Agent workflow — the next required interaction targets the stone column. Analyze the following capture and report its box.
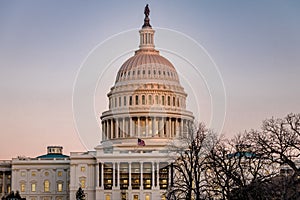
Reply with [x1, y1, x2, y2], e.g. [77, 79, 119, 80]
[96, 163, 99, 187]
[137, 117, 141, 137]
[122, 118, 125, 138]
[110, 119, 114, 139]
[116, 119, 119, 138]
[112, 162, 116, 188]
[117, 162, 120, 189]
[180, 119, 184, 138]
[146, 117, 149, 137]
[140, 162, 143, 189]
[130, 118, 133, 137]
[128, 162, 132, 189]
[156, 162, 160, 188]
[101, 163, 104, 189]
[152, 162, 155, 189]
[152, 117, 155, 137]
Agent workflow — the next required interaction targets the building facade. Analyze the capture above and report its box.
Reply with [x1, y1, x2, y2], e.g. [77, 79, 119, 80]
[11, 146, 70, 200]
[4, 5, 194, 200]
[0, 160, 12, 197]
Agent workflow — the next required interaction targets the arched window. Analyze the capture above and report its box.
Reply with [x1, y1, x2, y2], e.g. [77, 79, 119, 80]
[124, 96, 127, 106]
[155, 95, 159, 104]
[162, 96, 165, 105]
[142, 95, 145, 105]
[136, 95, 139, 105]
[167, 96, 171, 106]
[129, 96, 132, 106]
[173, 97, 176, 106]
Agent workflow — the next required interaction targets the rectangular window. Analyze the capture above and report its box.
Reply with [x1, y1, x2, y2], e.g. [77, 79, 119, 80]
[119, 97, 121, 107]
[81, 166, 86, 172]
[162, 96, 165, 105]
[124, 96, 127, 106]
[21, 171, 26, 177]
[105, 194, 111, 200]
[80, 179, 86, 188]
[104, 163, 113, 190]
[57, 183, 63, 192]
[21, 183, 25, 192]
[58, 171, 63, 177]
[31, 183, 36, 192]
[44, 180, 50, 192]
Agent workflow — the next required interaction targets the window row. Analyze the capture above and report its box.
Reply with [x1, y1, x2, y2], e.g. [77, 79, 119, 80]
[117, 69, 177, 80]
[19, 181, 64, 192]
[20, 170, 64, 177]
[100, 162, 169, 190]
[109, 94, 185, 108]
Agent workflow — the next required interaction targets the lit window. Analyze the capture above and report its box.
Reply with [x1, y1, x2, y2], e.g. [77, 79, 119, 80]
[44, 171, 49, 176]
[146, 194, 150, 200]
[80, 179, 86, 188]
[81, 167, 86, 172]
[58, 171, 63, 177]
[133, 195, 139, 200]
[44, 180, 50, 192]
[31, 171, 36, 176]
[57, 183, 63, 192]
[31, 183, 36, 192]
[21, 171, 26, 177]
[20, 183, 25, 192]
[105, 194, 111, 200]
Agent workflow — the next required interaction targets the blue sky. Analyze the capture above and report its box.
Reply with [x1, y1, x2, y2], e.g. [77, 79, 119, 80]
[0, 1, 299, 159]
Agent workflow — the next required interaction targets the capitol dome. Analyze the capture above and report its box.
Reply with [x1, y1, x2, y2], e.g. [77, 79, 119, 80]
[100, 6, 194, 143]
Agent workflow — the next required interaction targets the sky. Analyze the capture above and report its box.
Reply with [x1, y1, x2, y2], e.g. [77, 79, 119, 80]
[0, 1, 300, 159]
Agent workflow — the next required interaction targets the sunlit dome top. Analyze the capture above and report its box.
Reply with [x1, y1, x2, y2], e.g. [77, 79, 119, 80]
[115, 5, 179, 84]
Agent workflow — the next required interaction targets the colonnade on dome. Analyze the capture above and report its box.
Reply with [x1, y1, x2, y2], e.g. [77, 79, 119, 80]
[101, 116, 192, 140]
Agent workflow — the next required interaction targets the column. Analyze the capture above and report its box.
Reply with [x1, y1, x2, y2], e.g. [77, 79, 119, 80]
[110, 119, 114, 139]
[130, 118, 133, 137]
[180, 119, 184, 138]
[156, 162, 160, 188]
[152, 162, 155, 189]
[117, 162, 120, 189]
[137, 117, 141, 137]
[166, 118, 169, 137]
[169, 118, 172, 137]
[146, 117, 149, 137]
[140, 162, 143, 189]
[175, 119, 178, 137]
[101, 163, 104, 188]
[113, 163, 116, 188]
[129, 162, 132, 189]
[122, 118, 125, 138]
[152, 117, 155, 137]
[161, 118, 165, 137]
[96, 163, 99, 187]
[2, 172, 5, 194]
[116, 119, 119, 138]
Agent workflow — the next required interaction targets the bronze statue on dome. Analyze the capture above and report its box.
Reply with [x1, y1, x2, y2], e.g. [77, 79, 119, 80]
[142, 4, 151, 28]
[144, 4, 150, 17]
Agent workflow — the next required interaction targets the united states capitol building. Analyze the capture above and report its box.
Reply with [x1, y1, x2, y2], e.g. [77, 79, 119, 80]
[0, 5, 194, 200]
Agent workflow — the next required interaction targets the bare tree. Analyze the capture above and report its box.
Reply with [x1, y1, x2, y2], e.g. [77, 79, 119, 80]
[248, 113, 300, 199]
[206, 132, 277, 200]
[166, 123, 216, 200]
